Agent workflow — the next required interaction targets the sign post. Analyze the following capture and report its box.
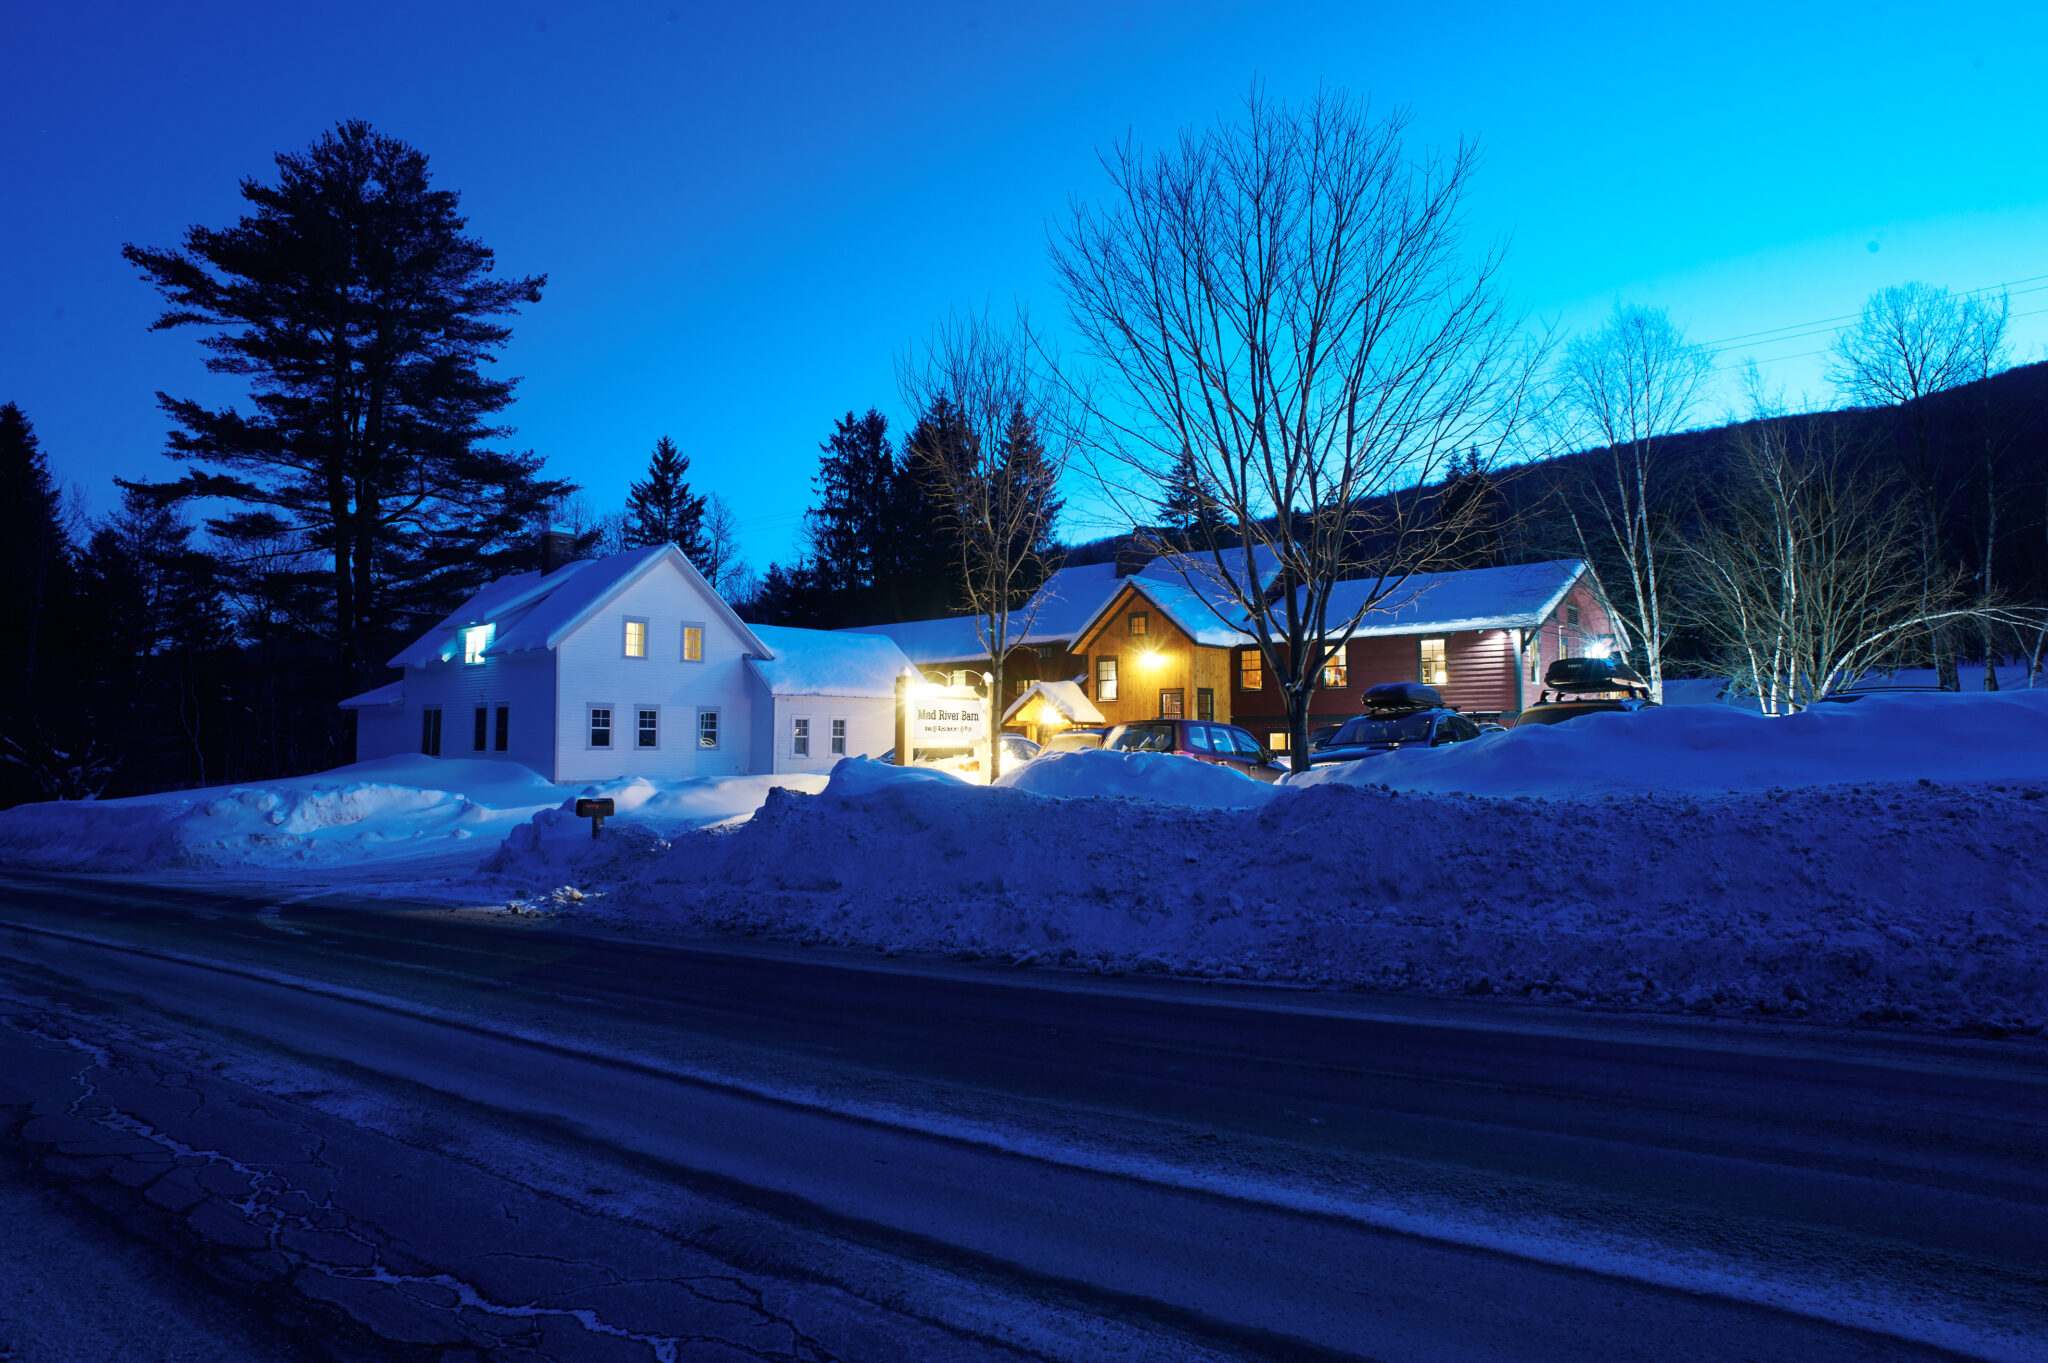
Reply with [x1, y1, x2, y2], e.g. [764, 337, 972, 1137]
[896, 677, 991, 778]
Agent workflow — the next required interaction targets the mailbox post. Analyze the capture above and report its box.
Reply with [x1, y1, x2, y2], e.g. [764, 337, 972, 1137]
[574, 796, 615, 839]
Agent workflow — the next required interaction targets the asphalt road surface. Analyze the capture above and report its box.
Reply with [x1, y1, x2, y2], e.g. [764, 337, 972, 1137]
[0, 870, 2043, 1362]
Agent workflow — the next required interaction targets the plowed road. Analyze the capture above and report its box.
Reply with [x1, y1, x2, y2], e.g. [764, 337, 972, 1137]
[1, 872, 2043, 1362]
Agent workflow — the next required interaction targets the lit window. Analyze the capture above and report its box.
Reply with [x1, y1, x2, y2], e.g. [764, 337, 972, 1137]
[697, 709, 719, 749]
[1159, 688, 1184, 718]
[682, 624, 703, 662]
[637, 708, 659, 749]
[1268, 730, 1289, 752]
[1014, 678, 1029, 696]
[461, 624, 493, 665]
[1239, 650, 1263, 692]
[831, 718, 847, 755]
[589, 707, 612, 748]
[623, 619, 647, 658]
[1321, 647, 1348, 689]
[1197, 688, 1214, 721]
[792, 716, 810, 757]
[1419, 637, 1448, 687]
[1129, 612, 1149, 636]
[1095, 656, 1119, 702]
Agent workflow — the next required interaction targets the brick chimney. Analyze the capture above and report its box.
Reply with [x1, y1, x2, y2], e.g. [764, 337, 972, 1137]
[540, 529, 581, 575]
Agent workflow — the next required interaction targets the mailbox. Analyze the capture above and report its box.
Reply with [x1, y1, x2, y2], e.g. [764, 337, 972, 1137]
[574, 796, 615, 838]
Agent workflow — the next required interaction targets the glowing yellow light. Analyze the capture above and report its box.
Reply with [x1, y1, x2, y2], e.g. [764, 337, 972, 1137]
[1140, 650, 1166, 670]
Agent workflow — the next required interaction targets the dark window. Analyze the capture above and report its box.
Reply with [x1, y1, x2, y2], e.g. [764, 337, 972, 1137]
[1196, 687, 1214, 721]
[831, 719, 847, 755]
[1159, 688, 1184, 718]
[1129, 611, 1149, 636]
[1566, 604, 1581, 627]
[473, 706, 487, 751]
[1229, 728, 1265, 758]
[589, 707, 612, 748]
[494, 706, 509, 752]
[1109, 722, 1176, 753]
[1187, 723, 1211, 752]
[637, 708, 659, 748]
[698, 709, 719, 749]
[420, 708, 442, 757]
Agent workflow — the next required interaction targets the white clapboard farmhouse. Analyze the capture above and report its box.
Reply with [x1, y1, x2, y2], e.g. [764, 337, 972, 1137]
[341, 544, 909, 781]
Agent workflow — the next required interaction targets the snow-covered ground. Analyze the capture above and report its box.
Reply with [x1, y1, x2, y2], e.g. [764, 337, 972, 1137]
[3, 694, 2043, 1033]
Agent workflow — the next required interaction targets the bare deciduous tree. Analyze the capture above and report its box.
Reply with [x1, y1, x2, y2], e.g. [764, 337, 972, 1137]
[1052, 89, 1540, 767]
[697, 493, 751, 599]
[1827, 281, 2009, 687]
[900, 310, 1072, 781]
[1677, 403, 2036, 711]
[1551, 306, 1715, 704]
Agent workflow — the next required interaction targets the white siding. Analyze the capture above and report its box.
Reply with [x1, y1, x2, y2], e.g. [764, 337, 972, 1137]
[767, 694, 893, 775]
[551, 558, 756, 783]
[381, 652, 556, 775]
[352, 706, 411, 763]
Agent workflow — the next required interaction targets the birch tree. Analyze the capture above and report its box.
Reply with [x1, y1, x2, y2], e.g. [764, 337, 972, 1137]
[900, 310, 1071, 782]
[1552, 306, 1714, 704]
[1052, 89, 1540, 768]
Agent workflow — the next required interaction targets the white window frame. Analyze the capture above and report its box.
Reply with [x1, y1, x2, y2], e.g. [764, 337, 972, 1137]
[1096, 656, 1119, 703]
[635, 705, 660, 750]
[696, 706, 721, 750]
[791, 715, 811, 758]
[681, 621, 705, 663]
[587, 704, 615, 750]
[830, 718, 847, 755]
[622, 616, 650, 660]
[1419, 636, 1449, 687]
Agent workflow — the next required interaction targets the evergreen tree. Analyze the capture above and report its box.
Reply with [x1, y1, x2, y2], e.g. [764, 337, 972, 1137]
[0, 403, 72, 712]
[995, 403, 1064, 600]
[889, 394, 976, 619]
[623, 435, 709, 559]
[122, 121, 568, 690]
[805, 409, 896, 614]
[1156, 447, 1222, 549]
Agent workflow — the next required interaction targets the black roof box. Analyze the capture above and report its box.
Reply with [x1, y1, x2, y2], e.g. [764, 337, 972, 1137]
[1363, 681, 1443, 711]
[1544, 656, 1647, 693]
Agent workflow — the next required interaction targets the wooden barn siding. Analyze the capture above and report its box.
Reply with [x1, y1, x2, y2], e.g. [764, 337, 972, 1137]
[1229, 629, 1518, 728]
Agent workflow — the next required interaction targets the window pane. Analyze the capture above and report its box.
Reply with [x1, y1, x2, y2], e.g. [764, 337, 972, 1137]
[1129, 612, 1148, 636]
[831, 718, 847, 755]
[590, 707, 612, 747]
[698, 711, 719, 748]
[1186, 723, 1210, 751]
[1197, 688, 1214, 721]
[1159, 688, 1184, 718]
[473, 706, 487, 750]
[793, 716, 809, 756]
[1096, 656, 1118, 702]
[1239, 650, 1263, 691]
[624, 620, 646, 658]
[683, 625, 703, 662]
[1419, 637, 1448, 687]
[495, 706, 509, 752]
[637, 708, 658, 748]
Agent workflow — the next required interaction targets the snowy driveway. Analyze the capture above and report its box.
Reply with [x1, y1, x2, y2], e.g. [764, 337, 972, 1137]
[2, 873, 2043, 1362]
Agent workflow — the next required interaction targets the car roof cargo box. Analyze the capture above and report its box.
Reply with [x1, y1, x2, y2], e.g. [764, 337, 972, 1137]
[1363, 681, 1443, 711]
[1544, 656, 1648, 693]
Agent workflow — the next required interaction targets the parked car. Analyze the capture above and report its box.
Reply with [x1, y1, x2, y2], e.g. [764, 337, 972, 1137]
[1100, 718, 1285, 782]
[1511, 657, 1657, 728]
[1304, 682, 1486, 767]
[1043, 726, 1109, 752]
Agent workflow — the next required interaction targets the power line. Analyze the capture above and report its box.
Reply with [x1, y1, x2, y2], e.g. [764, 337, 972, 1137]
[1697, 272, 2048, 349]
[1714, 304, 2048, 373]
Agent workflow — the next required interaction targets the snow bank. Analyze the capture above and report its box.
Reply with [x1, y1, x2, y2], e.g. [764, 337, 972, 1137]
[993, 749, 1277, 809]
[0, 758, 820, 878]
[1292, 691, 2048, 799]
[532, 758, 2048, 1032]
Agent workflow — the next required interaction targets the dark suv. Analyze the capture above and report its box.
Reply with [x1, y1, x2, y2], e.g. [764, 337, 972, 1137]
[1512, 657, 1656, 727]
[1101, 718, 1285, 781]
[1305, 682, 1486, 767]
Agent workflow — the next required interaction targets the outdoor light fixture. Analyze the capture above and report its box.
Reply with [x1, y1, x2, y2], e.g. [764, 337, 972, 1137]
[1141, 650, 1165, 669]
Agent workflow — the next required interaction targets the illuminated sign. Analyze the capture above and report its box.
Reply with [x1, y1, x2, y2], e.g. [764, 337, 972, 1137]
[908, 685, 986, 746]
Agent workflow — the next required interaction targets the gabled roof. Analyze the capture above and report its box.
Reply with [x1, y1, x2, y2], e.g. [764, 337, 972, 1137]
[841, 561, 1126, 665]
[1071, 575, 1255, 652]
[388, 544, 768, 669]
[1001, 679, 1104, 726]
[338, 680, 405, 709]
[1313, 559, 1587, 637]
[746, 625, 912, 698]
[1139, 543, 1285, 601]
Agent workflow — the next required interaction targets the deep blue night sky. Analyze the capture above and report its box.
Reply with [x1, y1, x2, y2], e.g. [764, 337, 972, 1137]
[5, 1, 2045, 570]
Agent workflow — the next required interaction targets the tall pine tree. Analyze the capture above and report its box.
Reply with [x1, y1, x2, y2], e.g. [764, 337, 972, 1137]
[623, 435, 709, 559]
[0, 403, 71, 715]
[123, 121, 569, 690]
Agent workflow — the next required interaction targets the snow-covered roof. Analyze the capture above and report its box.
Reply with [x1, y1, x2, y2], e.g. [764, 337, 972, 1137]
[1001, 680, 1105, 727]
[1139, 543, 1284, 600]
[745, 625, 912, 698]
[389, 544, 767, 669]
[842, 561, 1126, 665]
[338, 680, 405, 709]
[1070, 574, 1254, 650]
[1315, 559, 1587, 637]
